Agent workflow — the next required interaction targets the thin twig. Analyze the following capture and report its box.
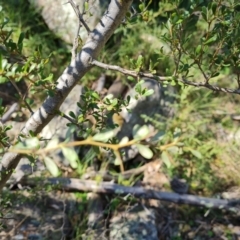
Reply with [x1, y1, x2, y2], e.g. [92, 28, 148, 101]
[90, 59, 240, 95]
[57, 110, 79, 127]
[90, 59, 172, 81]
[8, 78, 33, 115]
[68, 0, 91, 59]
[0, 103, 19, 124]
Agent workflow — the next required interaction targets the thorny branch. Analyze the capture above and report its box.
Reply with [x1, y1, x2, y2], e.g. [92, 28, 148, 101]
[90, 59, 240, 95]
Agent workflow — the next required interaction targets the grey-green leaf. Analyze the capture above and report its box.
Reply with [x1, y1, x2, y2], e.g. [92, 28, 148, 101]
[133, 125, 149, 140]
[62, 147, 79, 169]
[136, 144, 153, 159]
[92, 129, 117, 142]
[161, 151, 171, 168]
[44, 157, 60, 177]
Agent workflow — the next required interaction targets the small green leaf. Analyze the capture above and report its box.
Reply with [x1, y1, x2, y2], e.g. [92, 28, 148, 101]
[161, 151, 171, 168]
[189, 149, 202, 159]
[143, 89, 154, 97]
[91, 91, 100, 100]
[65, 125, 77, 142]
[14, 137, 40, 150]
[111, 98, 118, 107]
[133, 125, 149, 140]
[84, 1, 89, 11]
[127, 76, 135, 82]
[61, 147, 79, 169]
[17, 32, 25, 52]
[69, 111, 76, 119]
[139, 3, 144, 11]
[44, 157, 60, 177]
[136, 55, 143, 71]
[45, 138, 59, 149]
[167, 146, 179, 155]
[211, 2, 217, 15]
[202, 6, 208, 22]
[195, 45, 202, 55]
[93, 129, 117, 142]
[136, 144, 153, 159]
[119, 136, 129, 145]
[204, 35, 217, 45]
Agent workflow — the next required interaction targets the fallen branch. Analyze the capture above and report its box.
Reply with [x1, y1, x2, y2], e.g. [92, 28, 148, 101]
[17, 177, 240, 212]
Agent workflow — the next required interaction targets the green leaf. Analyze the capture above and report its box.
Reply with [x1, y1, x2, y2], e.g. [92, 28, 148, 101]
[17, 32, 25, 52]
[45, 138, 59, 149]
[127, 76, 135, 82]
[202, 6, 208, 22]
[195, 45, 202, 55]
[189, 149, 202, 159]
[204, 35, 217, 45]
[14, 137, 40, 150]
[69, 111, 76, 119]
[167, 146, 179, 155]
[143, 89, 154, 97]
[119, 136, 129, 145]
[92, 129, 117, 142]
[65, 125, 77, 142]
[132, 125, 149, 140]
[139, 3, 144, 11]
[61, 147, 79, 169]
[211, 2, 217, 15]
[44, 157, 60, 177]
[91, 91, 100, 100]
[84, 1, 89, 11]
[136, 144, 153, 159]
[161, 151, 171, 168]
[136, 55, 143, 71]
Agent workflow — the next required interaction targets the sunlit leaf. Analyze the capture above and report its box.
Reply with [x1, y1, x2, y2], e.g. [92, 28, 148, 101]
[91, 91, 100, 100]
[161, 151, 171, 168]
[14, 137, 40, 150]
[189, 148, 202, 159]
[133, 125, 149, 140]
[44, 157, 60, 177]
[136, 144, 153, 159]
[61, 147, 79, 169]
[143, 89, 154, 97]
[45, 138, 59, 150]
[93, 129, 117, 142]
[119, 136, 129, 145]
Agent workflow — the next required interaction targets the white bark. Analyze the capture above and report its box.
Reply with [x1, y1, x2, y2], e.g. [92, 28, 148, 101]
[0, 0, 133, 191]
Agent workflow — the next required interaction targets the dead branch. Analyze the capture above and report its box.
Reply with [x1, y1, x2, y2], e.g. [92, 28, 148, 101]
[17, 177, 240, 212]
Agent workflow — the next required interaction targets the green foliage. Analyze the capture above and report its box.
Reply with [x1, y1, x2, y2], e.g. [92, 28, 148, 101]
[159, 0, 240, 84]
[2, 0, 240, 237]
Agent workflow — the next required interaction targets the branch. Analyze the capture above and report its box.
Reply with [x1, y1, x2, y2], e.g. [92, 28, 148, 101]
[18, 177, 240, 212]
[0, 0, 133, 191]
[90, 59, 240, 95]
[90, 59, 172, 81]
[0, 103, 19, 124]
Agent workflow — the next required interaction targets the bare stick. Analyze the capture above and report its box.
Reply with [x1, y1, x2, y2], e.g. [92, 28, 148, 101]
[68, 0, 91, 59]
[90, 59, 240, 95]
[19, 177, 240, 212]
[0, 103, 19, 124]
